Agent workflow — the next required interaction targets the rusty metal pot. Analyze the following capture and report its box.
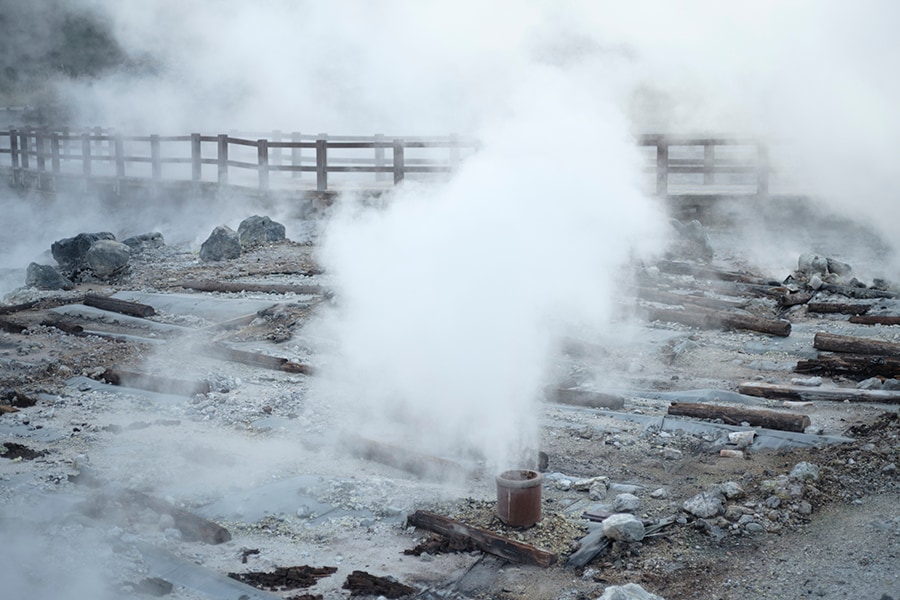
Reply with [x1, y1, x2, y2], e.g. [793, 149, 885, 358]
[495, 469, 542, 528]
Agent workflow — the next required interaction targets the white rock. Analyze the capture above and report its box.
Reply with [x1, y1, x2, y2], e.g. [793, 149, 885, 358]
[596, 582, 665, 599]
[601, 513, 645, 542]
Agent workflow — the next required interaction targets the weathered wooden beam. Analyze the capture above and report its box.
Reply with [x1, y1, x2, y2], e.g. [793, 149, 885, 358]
[818, 283, 897, 300]
[779, 291, 814, 307]
[39, 317, 84, 334]
[546, 388, 625, 410]
[122, 490, 231, 544]
[813, 332, 900, 356]
[796, 353, 900, 380]
[100, 368, 210, 397]
[807, 301, 871, 315]
[194, 344, 315, 375]
[653, 260, 780, 286]
[667, 401, 810, 432]
[635, 286, 748, 311]
[0, 318, 27, 334]
[738, 381, 900, 404]
[641, 305, 791, 337]
[849, 315, 900, 326]
[343, 570, 415, 599]
[179, 279, 325, 296]
[406, 510, 557, 567]
[345, 436, 470, 480]
[84, 293, 156, 318]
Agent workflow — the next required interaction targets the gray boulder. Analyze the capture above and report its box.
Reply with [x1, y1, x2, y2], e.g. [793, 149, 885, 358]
[612, 493, 641, 513]
[238, 215, 286, 248]
[123, 232, 165, 252]
[85, 240, 131, 277]
[51, 232, 116, 274]
[25, 263, 74, 290]
[597, 583, 665, 600]
[682, 491, 724, 518]
[798, 253, 829, 276]
[200, 226, 241, 261]
[601, 513, 645, 542]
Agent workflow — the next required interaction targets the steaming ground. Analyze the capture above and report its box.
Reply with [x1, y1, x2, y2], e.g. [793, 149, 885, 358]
[0, 201, 898, 599]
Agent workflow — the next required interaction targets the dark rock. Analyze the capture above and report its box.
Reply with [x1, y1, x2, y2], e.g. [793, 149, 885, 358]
[826, 257, 852, 276]
[25, 263, 74, 290]
[238, 215, 286, 248]
[85, 240, 131, 278]
[51, 232, 115, 274]
[199, 226, 241, 261]
[122, 232, 165, 252]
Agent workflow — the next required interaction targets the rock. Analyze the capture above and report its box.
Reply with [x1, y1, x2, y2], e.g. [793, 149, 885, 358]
[798, 253, 828, 276]
[683, 491, 724, 518]
[662, 448, 682, 460]
[745, 522, 766, 534]
[790, 462, 820, 482]
[613, 493, 641, 513]
[857, 377, 883, 390]
[601, 513, 645, 542]
[716, 481, 745, 500]
[826, 257, 852, 277]
[122, 232, 165, 252]
[608, 483, 642, 494]
[596, 582, 665, 600]
[238, 215, 286, 248]
[199, 226, 241, 261]
[649, 488, 668, 499]
[727, 431, 755, 449]
[25, 263, 74, 290]
[572, 476, 609, 492]
[85, 240, 131, 277]
[882, 379, 900, 391]
[589, 481, 608, 501]
[51, 232, 116, 274]
[808, 274, 824, 290]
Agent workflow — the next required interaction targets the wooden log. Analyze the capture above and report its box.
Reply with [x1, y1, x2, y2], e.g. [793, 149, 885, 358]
[195, 344, 315, 375]
[84, 293, 156, 318]
[818, 283, 897, 299]
[738, 381, 900, 404]
[808, 302, 871, 315]
[667, 401, 810, 432]
[122, 490, 231, 544]
[179, 279, 325, 296]
[779, 291, 814, 307]
[100, 368, 210, 396]
[343, 570, 415, 599]
[654, 260, 779, 286]
[0, 299, 39, 315]
[642, 305, 791, 337]
[406, 510, 557, 567]
[39, 317, 84, 334]
[635, 286, 747, 311]
[813, 332, 900, 356]
[796, 353, 900, 379]
[849, 315, 900, 326]
[0, 318, 27, 334]
[345, 435, 470, 480]
[546, 388, 625, 410]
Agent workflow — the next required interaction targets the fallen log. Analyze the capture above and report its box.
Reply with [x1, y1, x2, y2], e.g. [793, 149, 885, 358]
[778, 291, 814, 307]
[667, 401, 811, 432]
[0, 318, 27, 334]
[406, 510, 556, 567]
[179, 279, 325, 296]
[345, 436, 470, 480]
[818, 283, 897, 300]
[849, 315, 900, 326]
[642, 306, 791, 337]
[84, 293, 156, 318]
[195, 344, 315, 375]
[547, 388, 625, 410]
[635, 287, 748, 311]
[99, 368, 210, 397]
[39, 317, 84, 334]
[653, 260, 780, 286]
[813, 332, 900, 356]
[343, 570, 416, 599]
[122, 490, 231, 544]
[738, 381, 900, 404]
[0, 299, 39, 315]
[795, 353, 900, 380]
[807, 301, 871, 315]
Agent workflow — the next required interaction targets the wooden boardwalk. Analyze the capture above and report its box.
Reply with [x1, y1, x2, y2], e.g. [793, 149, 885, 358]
[0, 127, 772, 199]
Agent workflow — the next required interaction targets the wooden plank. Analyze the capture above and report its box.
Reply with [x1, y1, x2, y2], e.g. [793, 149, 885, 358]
[178, 279, 325, 296]
[406, 510, 557, 567]
[547, 388, 625, 410]
[807, 301, 871, 315]
[738, 381, 900, 404]
[194, 343, 314, 375]
[345, 436, 469, 480]
[84, 293, 156, 318]
[100, 367, 210, 396]
[122, 490, 231, 544]
[813, 332, 900, 356]
[796, 353, 900, 380]
[667, 401, 811, 432]
[849, 315, 900, 326]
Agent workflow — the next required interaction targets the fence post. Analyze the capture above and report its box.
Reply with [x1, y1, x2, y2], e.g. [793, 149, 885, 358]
[115, 135, 125, 178]
[449, 133, 460, 171]
[8, 129, 18, 169]
[291, 131, 301, 179]
[35, 130, 45, 172]
[257, 138, 269, 192]
[316, 134, 327, 192]
[703, 141, 715, 185]
[374, 133, 386, 182]
[271, 130, 281, 171]
[150, 134, 161, 181]
[191, 133, 201, 181]
[757, 143, 769, 195]
[51, 133, 60, 173]
[393, 139, 405, 184]
[217, 134, 228, 185]
[81, 132, 91, 177]
[655, 137, 668, 196]
[19, 131, 29, 170]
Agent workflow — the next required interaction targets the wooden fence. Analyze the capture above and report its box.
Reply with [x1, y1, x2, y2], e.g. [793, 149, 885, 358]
[0, 127, 769, 196]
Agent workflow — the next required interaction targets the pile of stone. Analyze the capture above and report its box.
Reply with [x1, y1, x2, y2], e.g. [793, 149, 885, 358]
[199, 215, 286, 262]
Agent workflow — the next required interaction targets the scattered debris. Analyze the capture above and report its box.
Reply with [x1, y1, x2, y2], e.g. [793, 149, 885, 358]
[342, 570, 416, 598]
[228, 565, 337, 592]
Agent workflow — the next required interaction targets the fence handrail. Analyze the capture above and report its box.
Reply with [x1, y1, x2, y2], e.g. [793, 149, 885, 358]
[0, 128, 767, 195]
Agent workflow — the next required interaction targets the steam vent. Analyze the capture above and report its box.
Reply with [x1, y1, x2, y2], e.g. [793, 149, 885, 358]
[1, 3, 899, 599]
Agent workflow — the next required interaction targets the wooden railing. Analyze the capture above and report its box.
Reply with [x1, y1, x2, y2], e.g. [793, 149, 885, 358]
[0, 127, 769, 196]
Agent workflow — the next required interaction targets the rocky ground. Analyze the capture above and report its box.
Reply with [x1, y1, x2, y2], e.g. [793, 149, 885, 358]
[1, 200, 898, 600]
